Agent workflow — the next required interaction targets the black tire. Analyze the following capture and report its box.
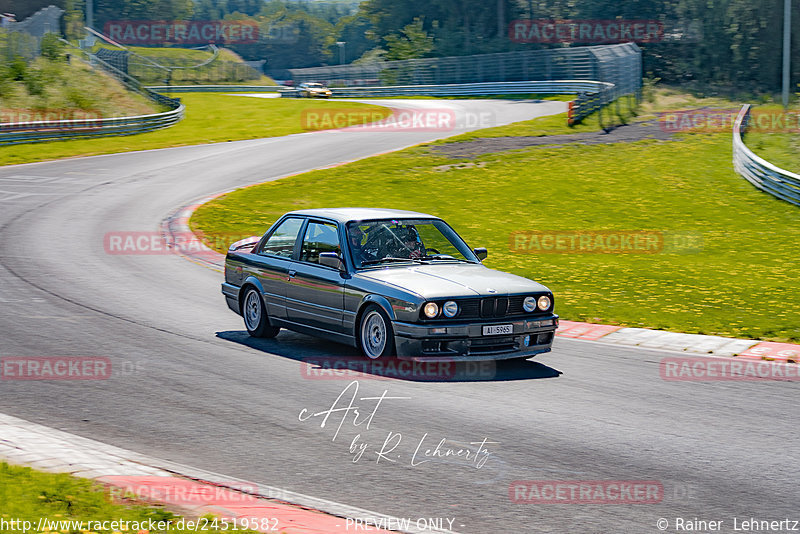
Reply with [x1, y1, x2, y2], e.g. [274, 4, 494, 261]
[241, 286, 280, 338]
[358, 304, 395, 359]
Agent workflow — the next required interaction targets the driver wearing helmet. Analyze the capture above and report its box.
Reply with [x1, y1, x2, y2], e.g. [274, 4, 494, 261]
[347, 224, 370, 265]
[399, 226, 424, 259]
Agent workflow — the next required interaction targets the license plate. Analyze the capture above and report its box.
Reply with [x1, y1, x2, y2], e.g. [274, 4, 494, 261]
[483, 324, 513, 336]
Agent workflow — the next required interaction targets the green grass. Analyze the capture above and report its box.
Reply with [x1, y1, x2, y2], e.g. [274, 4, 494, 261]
[0, 462, 255, 534]
[348, 94, 575, 101]
[0, 95, 391, 166]
[745, 131, 800, 172]
[739, 105, 800, 172]
[191, 100, 800, 343]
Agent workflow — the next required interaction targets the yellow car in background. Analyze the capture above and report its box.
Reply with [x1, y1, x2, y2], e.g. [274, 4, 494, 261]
[298, 82, 332, 98]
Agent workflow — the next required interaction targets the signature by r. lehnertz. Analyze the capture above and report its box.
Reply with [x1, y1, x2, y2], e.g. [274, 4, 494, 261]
[298, 380, 496, 468]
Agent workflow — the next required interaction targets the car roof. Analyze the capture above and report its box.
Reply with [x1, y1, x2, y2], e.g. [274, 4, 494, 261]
[284, 207, 438, 224]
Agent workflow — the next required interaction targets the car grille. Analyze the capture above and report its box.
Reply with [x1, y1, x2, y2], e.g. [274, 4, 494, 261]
[469, 336, 517, 354]
[428, 296, 536, 320]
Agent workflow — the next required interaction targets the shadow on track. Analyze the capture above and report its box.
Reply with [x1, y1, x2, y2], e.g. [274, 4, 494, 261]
[216, 330, 562, 383]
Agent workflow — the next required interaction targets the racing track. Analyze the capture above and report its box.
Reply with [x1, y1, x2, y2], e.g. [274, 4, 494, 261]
[0, 98, 797, 533]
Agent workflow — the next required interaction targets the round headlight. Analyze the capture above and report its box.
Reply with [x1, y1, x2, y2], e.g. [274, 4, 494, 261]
[537, 295, 551, 311]
[423, 302, 439, 318]
[443, 301, 458, 317]
[523, 296, 537, 312]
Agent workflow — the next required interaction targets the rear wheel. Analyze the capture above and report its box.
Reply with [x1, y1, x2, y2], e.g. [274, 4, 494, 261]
[242, 287, 280, 338]
[358, 305, 395, 359]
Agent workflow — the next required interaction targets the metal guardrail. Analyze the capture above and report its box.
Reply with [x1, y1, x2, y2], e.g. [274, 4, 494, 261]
[0, 107, 185, 146]
[288, 43, 642, 125]
[291, 44, 631, 86]
[733, 104, 800, 206]
[146, 85, 281, 93]
[281, 80, 608, 98]
[281, 80, 616, 124]
[568, 82, 617, 125]
[0, 94, 184, 147]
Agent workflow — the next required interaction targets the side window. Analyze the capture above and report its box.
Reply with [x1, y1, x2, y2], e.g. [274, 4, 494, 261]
[301, 221, 340, 265]
[259, 218, 303, 258]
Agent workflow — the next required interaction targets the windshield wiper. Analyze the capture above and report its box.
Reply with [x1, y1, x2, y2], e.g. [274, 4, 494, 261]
[360, 256, 425, 266]
[424, 255, 470, 262]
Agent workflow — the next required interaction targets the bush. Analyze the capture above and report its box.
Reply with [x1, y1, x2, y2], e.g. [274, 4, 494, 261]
[40, 33, 66, 61]
[24, 69, 45, 96]
[9, 56, 27, 80]
[0, 63, 11, 96]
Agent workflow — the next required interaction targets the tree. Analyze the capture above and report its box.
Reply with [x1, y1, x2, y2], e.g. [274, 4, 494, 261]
[332, 13, 374, 63]
[94, 0, 193, 27]
[384, 17, 433, 60]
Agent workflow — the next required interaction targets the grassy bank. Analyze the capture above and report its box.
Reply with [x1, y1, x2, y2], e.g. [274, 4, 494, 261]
[0, 95, 391, 166]
[191, 96, 800, 343]
[0, 57, 159, 118]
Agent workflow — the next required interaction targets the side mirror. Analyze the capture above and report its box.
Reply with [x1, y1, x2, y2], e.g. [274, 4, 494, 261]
[473, 247, 488, 261]
[319, 252, 345, 271]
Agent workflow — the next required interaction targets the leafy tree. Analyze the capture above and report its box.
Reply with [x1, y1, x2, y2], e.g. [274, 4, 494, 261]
[63, 0, 86, 40]
[94, 0, 193, 27]
[226, 0, 263, 17]
[193, 0, 226, 19]
[331, 13, 374, 63]
[40, 32, 66, 60]
[384, 17, 433, 60]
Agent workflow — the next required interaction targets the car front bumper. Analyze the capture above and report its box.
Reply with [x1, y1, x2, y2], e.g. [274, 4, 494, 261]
[392, 315, 558, 361]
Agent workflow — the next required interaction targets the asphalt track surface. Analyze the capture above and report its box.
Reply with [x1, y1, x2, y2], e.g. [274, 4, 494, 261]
[0, 99, 797, 533]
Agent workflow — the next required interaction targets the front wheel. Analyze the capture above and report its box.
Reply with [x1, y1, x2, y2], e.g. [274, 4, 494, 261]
[242, 287, 280, 338]
[358, 305, 395, 359]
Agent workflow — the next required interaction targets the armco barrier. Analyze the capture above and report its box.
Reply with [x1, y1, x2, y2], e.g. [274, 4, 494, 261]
[281, 80, 607, 98]
[146, 85, 281, 93]
[281, 80, 614, 124]
[0, 107, 185, 146]
[733, 104, 800, 207]
[288, 42, 642, 125]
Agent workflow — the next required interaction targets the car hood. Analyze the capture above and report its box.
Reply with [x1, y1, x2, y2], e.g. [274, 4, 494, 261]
[356, 263, 550, 299]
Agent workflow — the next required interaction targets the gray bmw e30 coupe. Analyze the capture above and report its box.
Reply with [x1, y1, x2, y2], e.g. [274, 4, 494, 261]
[221, 208, 558, 361]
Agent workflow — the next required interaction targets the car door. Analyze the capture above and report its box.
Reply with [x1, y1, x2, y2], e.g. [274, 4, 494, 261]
[285, 219, 346, 333]
[248, 216, 305, 320]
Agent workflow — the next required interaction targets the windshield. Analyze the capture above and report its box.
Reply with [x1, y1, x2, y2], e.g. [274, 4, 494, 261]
[345, 218, 478, 268]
